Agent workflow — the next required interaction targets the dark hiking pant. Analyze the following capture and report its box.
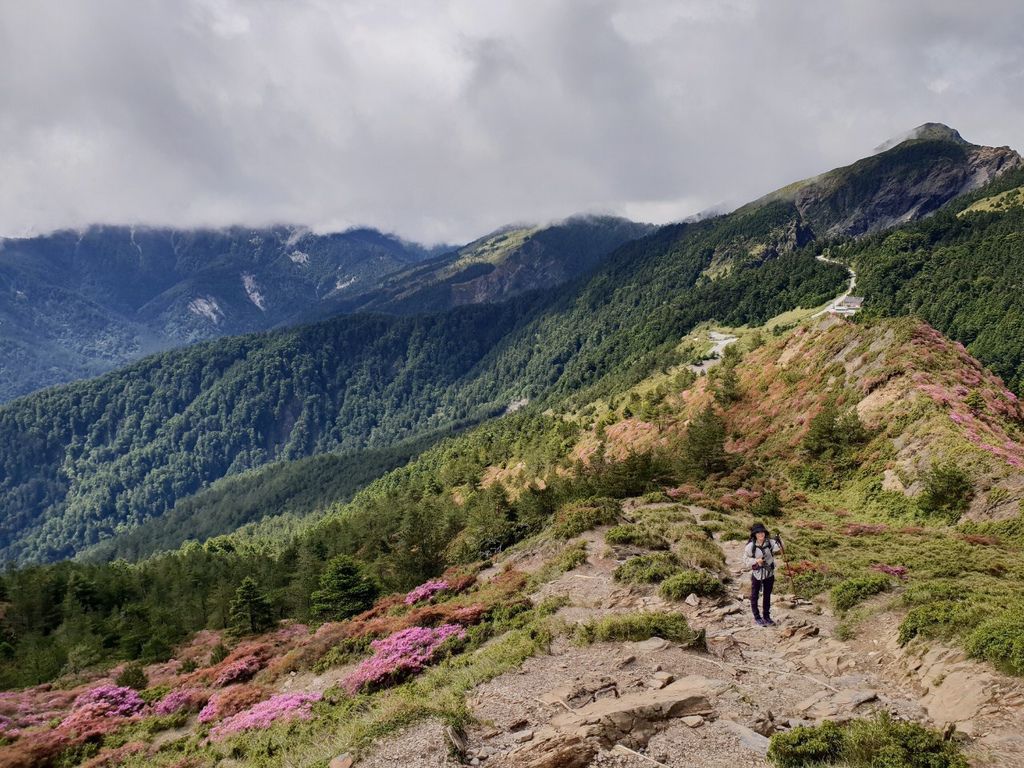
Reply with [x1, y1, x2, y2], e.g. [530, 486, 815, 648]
[751, 575, 774, 620]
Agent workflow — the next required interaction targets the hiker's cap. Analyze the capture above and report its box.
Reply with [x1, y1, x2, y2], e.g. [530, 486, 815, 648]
[750, 523, 769, 536]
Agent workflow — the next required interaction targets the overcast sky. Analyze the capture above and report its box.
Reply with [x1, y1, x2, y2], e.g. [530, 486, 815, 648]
[1, 0, 1022, 244]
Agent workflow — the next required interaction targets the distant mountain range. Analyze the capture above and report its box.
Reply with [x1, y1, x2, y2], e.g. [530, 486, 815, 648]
[0, 217, 648, 401]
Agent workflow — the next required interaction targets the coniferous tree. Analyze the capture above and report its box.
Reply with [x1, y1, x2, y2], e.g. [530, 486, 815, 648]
[310, 556, 378, 621]
[227, 577, 275, 636]
[683, 404, 728, 477]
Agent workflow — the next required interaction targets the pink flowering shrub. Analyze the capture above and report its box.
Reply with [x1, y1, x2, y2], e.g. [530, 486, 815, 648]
[154, 687, 210, 715]
[214, 654, 264, 687]
[60, 685, 146, 736]
[871, 564, 909, 579]
[208, 692, 321, 739]
[404, 579, 450, 605]
[70, 685, 145, 717]
[342, 624, 466, 694]
[198, 684, 267, 724]
[843, 523, 888, 536]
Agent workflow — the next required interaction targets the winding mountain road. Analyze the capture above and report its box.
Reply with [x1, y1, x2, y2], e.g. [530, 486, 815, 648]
[688, 330, 739, 374]
[812, 254, 858, 317]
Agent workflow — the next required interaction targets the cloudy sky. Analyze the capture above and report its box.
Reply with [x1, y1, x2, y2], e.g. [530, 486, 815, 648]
[1, 0, 1022, 244]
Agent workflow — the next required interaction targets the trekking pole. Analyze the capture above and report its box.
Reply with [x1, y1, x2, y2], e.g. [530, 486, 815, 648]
[776, 532, 795, 596]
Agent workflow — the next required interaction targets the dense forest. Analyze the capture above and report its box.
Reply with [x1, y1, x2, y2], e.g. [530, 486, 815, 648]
[78, 428, 453, 562]
[0, 201, 846, 564]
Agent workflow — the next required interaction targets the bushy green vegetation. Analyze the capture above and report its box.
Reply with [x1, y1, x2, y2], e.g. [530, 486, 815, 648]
[659, 569, 724, 599]
[605, 524, 669, 549]
[575, 611, 703, 646]
[114, 662, 148, 691]
[830, 574, 892, 612]
[550, 499, 620, 539]
[917, 461, 974, 521]
[767, 712, 968, 768]
[613, 553, 681, 584]
[963, 608, 1024, 676]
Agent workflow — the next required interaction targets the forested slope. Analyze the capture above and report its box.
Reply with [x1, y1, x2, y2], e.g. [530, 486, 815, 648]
[2, 129, 1018, 565]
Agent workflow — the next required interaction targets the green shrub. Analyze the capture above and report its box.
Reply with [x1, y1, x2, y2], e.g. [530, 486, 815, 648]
[918, 461, 973, 521]
[210, 642, 230, 665]
[666, 523, 726, 569]
[768, 713, 968, 768]
[660, 570, 724, 599]
[750, 490, 783, 518]
[830, 574, 891, 612]
[115, 662, 148, 690]
[313, 635, 374, 673]
[842, 713, 968, 768]
[557, 540, 589, 571]
[576, 611, 703, 647]
[614, 553, 680, 584]
[527, 541, 589, 589]
[721, 527, 749, 542]
[898, 601, 986, 646]
[551, 499, 619, 538]
[964, 609, 1024, 675]
[139, 684, 170, 705]
[605, 525, 669, 550]
[768, 720, 844, 767]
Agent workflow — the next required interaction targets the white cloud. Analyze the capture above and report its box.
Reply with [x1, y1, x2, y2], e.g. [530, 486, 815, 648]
[0, 0, 1022, 244]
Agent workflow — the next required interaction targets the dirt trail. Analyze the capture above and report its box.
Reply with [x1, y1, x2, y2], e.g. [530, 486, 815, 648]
[355, 502, 1024, 768]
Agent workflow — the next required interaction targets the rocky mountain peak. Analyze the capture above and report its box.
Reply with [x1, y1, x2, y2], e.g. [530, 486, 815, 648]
[873, 122, 970, 153]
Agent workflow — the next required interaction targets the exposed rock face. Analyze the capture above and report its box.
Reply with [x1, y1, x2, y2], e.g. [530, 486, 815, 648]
[795, 139, 1023, 237]
[488, 733, 597, 768]
[546, 675, 722, 749]
[740, 123, 1023, 240]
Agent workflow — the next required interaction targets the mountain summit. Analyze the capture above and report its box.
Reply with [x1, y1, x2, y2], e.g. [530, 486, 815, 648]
[744, 122, 1022, 237]
[872, 122, 969, 153]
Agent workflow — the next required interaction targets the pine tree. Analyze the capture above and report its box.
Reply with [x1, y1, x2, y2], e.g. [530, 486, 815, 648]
[227, 577, 275, 636]
[683, 404, 728, 477]
[310, 556, 378, 621]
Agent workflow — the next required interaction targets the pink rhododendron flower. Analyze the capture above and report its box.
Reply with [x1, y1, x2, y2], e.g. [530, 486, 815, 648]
[404, 579, 450, 605]
[870, 564, 909, 579]
[342, 624, 466, 694]
[154, 688, 210, 715]
[214, 655, 264, 687]
[60, 685, 146, 736]
[208, 692, 321, 739]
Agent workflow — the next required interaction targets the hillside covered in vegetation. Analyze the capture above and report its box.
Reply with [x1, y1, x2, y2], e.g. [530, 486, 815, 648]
[1, 311, 1022, 767]
[6, 128, 1020, 567]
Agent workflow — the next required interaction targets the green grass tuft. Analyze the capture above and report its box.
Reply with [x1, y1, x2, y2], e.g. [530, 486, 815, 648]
[613, 552, 681, 584]
[660, 569, 724, 599]
[575, 611, 704, 647]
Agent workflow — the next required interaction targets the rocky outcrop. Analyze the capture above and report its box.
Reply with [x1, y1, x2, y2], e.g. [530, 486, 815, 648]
[741, 123, 1023, 240]
[794, 129, 1023, 238]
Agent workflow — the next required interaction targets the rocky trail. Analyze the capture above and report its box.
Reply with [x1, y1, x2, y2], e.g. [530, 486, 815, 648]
[348, 501, 1024, 768]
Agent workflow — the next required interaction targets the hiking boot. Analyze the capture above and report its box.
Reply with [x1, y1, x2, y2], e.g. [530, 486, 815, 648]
[763, 617, 776, 626]
[754, 617, 766, 626]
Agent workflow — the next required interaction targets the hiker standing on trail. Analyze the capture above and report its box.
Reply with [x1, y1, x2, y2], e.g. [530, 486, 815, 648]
[744, 522, 783, 626]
